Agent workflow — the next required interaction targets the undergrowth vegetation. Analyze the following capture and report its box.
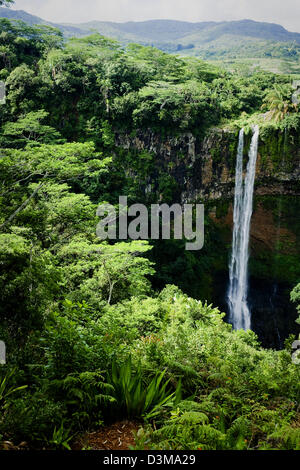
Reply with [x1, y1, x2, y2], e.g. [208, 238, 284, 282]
[0, 287, 299, 450]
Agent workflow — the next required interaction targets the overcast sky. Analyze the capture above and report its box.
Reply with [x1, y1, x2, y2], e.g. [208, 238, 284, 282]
[11, 0, 300, 32]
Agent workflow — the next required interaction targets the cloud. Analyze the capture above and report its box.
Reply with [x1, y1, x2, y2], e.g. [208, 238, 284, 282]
[11, 0, 300, 32]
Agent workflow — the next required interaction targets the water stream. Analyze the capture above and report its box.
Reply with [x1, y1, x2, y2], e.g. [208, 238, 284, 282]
[228, 126, 259, 330]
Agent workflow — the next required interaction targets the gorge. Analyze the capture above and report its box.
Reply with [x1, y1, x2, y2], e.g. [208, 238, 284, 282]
[115, 124, 300, 347]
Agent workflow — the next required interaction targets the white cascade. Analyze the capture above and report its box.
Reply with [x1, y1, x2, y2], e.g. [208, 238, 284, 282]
[228, 125, 259, 330]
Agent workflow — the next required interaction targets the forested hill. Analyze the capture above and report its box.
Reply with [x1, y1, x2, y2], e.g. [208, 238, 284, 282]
[0, 6, 89, 37]
[1, 7, 300, 42]
[76, 19, 300, 44]
[1, 6, 300, 62]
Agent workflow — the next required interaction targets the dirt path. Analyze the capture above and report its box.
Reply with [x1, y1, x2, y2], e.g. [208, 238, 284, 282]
[74, 421, 141, 450]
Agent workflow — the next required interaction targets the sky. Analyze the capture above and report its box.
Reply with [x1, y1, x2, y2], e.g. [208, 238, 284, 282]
[10, 0, 300, 32]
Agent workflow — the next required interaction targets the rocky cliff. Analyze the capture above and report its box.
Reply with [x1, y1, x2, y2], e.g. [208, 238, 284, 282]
[115, 126, 300, 203]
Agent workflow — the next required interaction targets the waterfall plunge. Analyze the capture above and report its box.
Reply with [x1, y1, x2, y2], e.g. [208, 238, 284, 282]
[228, 125, 259, 330]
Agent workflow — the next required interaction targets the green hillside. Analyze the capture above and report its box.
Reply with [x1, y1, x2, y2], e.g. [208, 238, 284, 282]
[0, 6, 90, 36]
[0, 8, 300, 73]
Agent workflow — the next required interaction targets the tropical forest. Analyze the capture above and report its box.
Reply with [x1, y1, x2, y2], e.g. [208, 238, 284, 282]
[0, 0, 299, 453]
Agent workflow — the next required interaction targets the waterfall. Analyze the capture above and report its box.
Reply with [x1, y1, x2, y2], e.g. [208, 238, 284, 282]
[228, 125, 259, 330]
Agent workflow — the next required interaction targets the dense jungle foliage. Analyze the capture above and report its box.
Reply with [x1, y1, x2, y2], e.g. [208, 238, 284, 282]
[0, 18, 299, 450]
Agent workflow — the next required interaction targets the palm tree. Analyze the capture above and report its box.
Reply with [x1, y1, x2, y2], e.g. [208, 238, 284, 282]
[261, 84, 298, 122]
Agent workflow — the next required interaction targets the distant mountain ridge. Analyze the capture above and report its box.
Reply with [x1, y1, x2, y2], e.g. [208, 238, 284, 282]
[0, 6, 90, 36]
[1, 7, 300, 63]
[75, 18, 300, 43]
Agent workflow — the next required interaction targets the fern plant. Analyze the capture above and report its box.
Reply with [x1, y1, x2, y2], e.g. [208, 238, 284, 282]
[0, 369, 27, 410]
[47, 370, 115, 428]
[267, 425, 300, 450]
[150, 410, 226, 450]
[225, 416, 251, 450]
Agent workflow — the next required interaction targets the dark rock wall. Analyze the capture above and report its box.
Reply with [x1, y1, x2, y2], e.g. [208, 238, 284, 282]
[115, 127, 300, 202]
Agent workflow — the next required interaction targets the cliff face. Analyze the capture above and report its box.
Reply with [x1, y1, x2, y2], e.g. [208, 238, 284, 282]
[115, 126, 300, 286]
[115, 127, 300, 202]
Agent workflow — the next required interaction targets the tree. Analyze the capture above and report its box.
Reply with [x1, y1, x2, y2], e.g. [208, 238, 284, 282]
[0, 142, 111, 231]
[291, 284, 300, 325]
[262, 84, 298, 122]
[1, 110, 64, 147]
[0, 232, 59, 334]
[56, 238, 154, 306]
[0, 141, 111, 333]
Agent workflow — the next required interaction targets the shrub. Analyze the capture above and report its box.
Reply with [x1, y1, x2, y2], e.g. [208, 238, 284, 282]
[108, 356, 181, 419]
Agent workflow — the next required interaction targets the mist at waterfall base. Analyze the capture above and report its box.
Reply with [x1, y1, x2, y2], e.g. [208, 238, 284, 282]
[220, 276, 298, 349]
